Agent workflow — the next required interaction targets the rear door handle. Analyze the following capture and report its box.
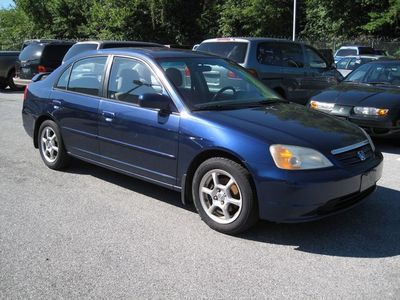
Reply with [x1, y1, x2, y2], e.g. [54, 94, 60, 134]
[102, 111, 115, 122]
[52, 100, 61, 109]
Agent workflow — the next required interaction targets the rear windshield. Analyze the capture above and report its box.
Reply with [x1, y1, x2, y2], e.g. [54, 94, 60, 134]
[196, 42, 248, 64]
[19, 43, 44, 61]
[41, 44, 73, 67]
[358, 47, 375, 55]
[102, 43, 160, 49]
[63, 43, 98, 62]
[336, 49, 357, 56]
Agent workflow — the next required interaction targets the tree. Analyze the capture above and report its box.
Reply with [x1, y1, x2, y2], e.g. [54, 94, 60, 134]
[0, 7, 33, 50]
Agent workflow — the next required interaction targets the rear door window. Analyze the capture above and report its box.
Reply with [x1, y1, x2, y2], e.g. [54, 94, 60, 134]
[196, 42, 248, 64]
[63, 43, 98, 62]
[68, 56, 107, 96]
[257, 42, 304, 68]
[305, 46, 327, 68]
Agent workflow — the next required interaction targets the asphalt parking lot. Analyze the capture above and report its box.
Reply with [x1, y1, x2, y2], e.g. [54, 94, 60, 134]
[0, 90, 399, 299]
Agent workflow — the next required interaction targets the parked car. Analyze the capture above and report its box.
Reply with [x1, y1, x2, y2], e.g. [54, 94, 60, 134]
[0, 51, 20, 90]
[62, 40, 164, 64]
[336, 55, 388, 77]
[14, 40, 75, 87]
[334, 46, 376, 63]
[374, 49, 388, 56]
[308, 60, 400, 138]
[22, 48, 383, 234]
[318, 48, 334, 67]
[195, 37, 343, 105]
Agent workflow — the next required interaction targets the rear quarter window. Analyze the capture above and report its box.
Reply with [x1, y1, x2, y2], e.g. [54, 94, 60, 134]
[196, 42, 248, 64]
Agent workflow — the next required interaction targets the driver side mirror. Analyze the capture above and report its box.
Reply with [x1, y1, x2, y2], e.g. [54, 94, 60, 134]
[138, 93, 172, 113]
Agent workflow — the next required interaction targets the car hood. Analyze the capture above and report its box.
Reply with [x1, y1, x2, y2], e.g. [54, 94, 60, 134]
[193, 102, 366, 153]
[312, 82, 400, 109]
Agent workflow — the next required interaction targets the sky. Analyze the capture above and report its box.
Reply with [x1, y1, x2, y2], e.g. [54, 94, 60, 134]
[0, 0, 14, 9]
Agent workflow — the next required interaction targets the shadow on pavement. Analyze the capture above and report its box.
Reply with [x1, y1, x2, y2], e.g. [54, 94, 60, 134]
[66, 159, 399, 258]
[240, 186, 400, 258]
[66, 159, 195, 213]
[0, 88, 24, 94]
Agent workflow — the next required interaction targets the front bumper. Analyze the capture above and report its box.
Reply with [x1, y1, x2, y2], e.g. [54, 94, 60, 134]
[253, 153, 383, 222]
[13, 77, 31, 87]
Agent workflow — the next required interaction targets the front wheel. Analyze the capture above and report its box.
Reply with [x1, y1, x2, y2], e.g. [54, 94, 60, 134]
[38, 120, 71, 170]
[192, 157, 258, 234]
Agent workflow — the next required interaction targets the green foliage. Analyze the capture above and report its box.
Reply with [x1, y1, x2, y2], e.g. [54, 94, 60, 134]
[0, 0, 399, 50]
[218, 0, 293, 37]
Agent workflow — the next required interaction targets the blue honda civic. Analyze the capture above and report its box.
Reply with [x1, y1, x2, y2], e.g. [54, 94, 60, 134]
[22, 48, 383, 234]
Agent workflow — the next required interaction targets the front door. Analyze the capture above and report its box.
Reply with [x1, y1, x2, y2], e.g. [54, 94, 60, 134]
[98, 56, 180, 186]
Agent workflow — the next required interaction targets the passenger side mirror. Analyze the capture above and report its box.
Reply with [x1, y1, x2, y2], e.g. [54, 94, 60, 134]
[138, 93, 172, 113]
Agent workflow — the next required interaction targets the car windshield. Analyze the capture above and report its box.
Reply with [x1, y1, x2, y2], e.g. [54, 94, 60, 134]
[345, 62, 400, 86]
[157, 57, 281, 111]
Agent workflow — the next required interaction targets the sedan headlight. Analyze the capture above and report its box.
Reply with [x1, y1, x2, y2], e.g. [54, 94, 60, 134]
[269, 145, 333, 170]
[353, 107, 389, 116]
[309, 100, 335, 112]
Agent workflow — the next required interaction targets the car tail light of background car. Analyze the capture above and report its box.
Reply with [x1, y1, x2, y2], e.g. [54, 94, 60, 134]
[37, 65, 47, 73]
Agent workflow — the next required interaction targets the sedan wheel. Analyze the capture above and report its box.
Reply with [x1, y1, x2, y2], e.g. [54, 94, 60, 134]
[192, 157, 258, 234]
[38, 120, 71, 170]
[40, 127, 59, 163]
[199, 169, 242, 224]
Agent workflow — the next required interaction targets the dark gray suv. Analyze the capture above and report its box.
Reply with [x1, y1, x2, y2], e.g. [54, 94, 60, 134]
[196, 37, 343, 105]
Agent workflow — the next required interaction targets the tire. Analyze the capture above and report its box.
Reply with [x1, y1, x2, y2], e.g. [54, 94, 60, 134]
[192, 157, 258, 234]
[0, 79, 7, 90]
[38, 120, 71, 170]
[7, 69, 20, 91]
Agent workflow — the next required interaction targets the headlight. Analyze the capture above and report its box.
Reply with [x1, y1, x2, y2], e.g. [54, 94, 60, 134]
[269, 145, 333, 170]
[353, 107, 389, 116]
[309, 100, 335, 112]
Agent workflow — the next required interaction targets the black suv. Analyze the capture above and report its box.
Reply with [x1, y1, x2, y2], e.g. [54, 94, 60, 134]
[14, 40, 75, 87]
[62, 40, 164, 64]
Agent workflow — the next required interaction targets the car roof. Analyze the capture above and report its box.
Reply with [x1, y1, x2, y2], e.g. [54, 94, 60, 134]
[199, 37, 304, 45]
[74, 40, 163, 47]
[337, 55, 386, 60]
[94, 47, 217, 59]
[338, 46, 374, 49]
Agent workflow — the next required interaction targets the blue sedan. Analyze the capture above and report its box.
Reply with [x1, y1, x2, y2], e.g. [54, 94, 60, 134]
[22, 48, 383, 234]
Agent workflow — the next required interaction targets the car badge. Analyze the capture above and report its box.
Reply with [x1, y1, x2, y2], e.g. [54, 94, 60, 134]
[357, 150, 366, 161]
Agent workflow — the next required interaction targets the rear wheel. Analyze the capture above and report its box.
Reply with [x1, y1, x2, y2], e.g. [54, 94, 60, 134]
[0, 80, 6, 90]
[38, 120, 71, 170]
[192, 157, 258, 234]
[7, 69, 19, 91]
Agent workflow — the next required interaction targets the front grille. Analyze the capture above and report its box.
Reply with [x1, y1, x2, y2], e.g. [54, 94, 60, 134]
[333, 142, 374, 166]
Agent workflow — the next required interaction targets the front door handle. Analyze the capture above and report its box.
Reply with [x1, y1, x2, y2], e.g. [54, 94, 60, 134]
[102, 111, 115, 122]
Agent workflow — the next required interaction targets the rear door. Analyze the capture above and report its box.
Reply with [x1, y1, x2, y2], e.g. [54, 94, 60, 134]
[51, 56, 108, 160]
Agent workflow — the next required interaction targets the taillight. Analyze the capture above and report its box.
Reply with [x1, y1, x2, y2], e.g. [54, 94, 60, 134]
[184, 67, 190, 77]
[246, 68, 258, 78]
[23, 85, 28, 101]
[37, 65, 47, 73]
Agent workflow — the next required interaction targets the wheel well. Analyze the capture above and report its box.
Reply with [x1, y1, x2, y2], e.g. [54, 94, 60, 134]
[33, 115, 55, 148]
[273, 87, 286, 99]
[182, 149, 256, 204]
